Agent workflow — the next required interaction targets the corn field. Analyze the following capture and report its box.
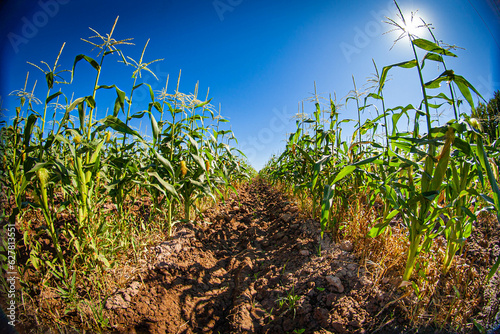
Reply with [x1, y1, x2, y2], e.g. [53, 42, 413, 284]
[0, 3, 499, 333]
[0, 17, 252, 305]
[260, 3, 500, 284]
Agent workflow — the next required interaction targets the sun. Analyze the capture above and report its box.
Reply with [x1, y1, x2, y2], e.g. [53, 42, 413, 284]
[386, 7, 431, 51]
[404, 15, 420, 36]
[399, 9, 425, 37]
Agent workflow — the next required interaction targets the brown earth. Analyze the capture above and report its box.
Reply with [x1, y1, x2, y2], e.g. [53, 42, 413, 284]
[99, 179, 499, 334]
[5, 178, 500, 333]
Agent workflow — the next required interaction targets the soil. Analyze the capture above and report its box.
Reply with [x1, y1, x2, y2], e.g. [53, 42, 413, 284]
[5, 178, 500, 333]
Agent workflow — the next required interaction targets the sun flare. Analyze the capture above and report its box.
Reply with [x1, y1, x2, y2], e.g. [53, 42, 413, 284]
[404, 16, 419, 35]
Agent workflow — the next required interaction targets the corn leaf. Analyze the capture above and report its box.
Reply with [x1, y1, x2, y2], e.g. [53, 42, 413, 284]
[150, 112, 159, 143]
[195, 98, 213, 109]
[46, 91, 62, 104]
[422, 53, 444, 69]
[453, 75, 483, 112]
[45, 72, 54, 89]
[368, 209, 399, 237]
[353, 153, 382, 166]
[312, 155, 331, 190]
[190, 153, 207, 172]
[413, 39, 457, 57]
[148, 171, 178, 198]
[89, 139, 105, 165]
[379, 60, 417, 95]
[476, 136, 500, 280]
[320, 185, 334, 233]
[24, 114, 38, 147]
[153, 150, 174, 176]
[71, 54, 100, 82]
[97, 85, 126, 116]
[101, 115, 142, 138]
[332, 165, 356, 184]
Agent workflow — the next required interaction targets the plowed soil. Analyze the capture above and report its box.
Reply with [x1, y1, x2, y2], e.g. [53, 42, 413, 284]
[6, 178, 500, 333]
[100, 179, 499, 334]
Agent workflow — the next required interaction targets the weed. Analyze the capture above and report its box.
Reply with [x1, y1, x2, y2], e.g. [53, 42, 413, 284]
[276, 285, 301, 319]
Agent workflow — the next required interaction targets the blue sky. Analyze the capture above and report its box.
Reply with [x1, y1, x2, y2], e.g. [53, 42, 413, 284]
[1, 0, 499, 170]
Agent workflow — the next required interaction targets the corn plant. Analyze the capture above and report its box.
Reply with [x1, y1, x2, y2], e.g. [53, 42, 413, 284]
[0, 16, 250, 312]
[263, 1, 499, 284]
[473, 125, 500, 280]
[369, 2, 483, 281]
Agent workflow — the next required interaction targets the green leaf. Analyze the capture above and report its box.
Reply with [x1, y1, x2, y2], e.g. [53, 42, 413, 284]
[429, 128, 454, 191]
[379, 60, 417, 94]
[97, 85, 126, 116]
[86, 95, 96, 109]
[320, 185, 334, 233]
[78, 103, 85, 131]
[296, 146, 314, 164]
[426, 92, 454, 104]
[312, 155, 331, 190]
[45, 72, 54, 89]
[332, 165, 356, 184]
[150, 112, 160, 143]
[115, 92, 126, 115]
[67, 97, 85, 112]
[425, 70, 454, 89]
[24, 114, 38, 147]
[353, 153, 382, 166]
[133, 83, 155, 102]
[425, 71, 483, 111]
[148, 171, 179, 198]
[421, 190, 439, 201]
[46, 91, 63, 104]
[488, 256, 500, 282]
[190, 153, 207, 171]
[151, 101, 162, 113]
[71, 54, 100, 82]
[422, 52, 444, 68]
[130, 111, 147, 119]
[89, 139, 105, 165]
[476, 136, 500, 281]
[413, 39, 457, 57]
[453, 74, 483, 112]
[186, 134, 199, 153]
[101, 116, 142, 139]
[27, 162, 52, 177]
[367, 92, 382, 100]
[153, 150, 174, 176]
[368, 222, 388, 238]
[195, 98, 212, 109]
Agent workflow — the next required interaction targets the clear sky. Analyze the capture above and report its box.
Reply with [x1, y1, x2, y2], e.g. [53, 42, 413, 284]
[1, 0, 499, 170]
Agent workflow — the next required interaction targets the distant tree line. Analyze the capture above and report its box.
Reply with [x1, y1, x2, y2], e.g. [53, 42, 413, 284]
[474, 90, 500, 143]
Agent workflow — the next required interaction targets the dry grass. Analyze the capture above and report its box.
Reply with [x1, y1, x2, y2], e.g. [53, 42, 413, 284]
[340, 194, 497, 332]
[270, 183, 497, 331]
[7, 190, 174, 332]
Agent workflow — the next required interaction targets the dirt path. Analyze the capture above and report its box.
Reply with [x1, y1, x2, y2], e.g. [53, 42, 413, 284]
[102, 179, 499, 334]
[104, 179, 398, 334]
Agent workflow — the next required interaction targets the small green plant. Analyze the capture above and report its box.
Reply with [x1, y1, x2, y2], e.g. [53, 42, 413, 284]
[276, 285, 301, 318]
[264, 307, 274, 324]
